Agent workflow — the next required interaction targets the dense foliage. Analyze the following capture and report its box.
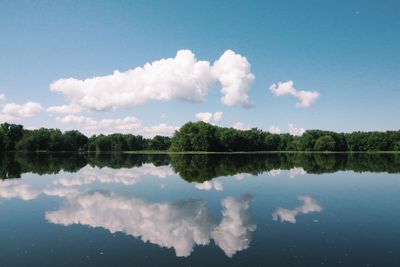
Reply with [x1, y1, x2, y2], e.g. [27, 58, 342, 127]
[1, 122, 400, 152]
[170, 122, 400, 152]
[0, 123, 170, 152]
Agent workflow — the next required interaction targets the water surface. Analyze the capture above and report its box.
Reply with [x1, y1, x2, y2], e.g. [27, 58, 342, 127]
[0, 153, 399, 266]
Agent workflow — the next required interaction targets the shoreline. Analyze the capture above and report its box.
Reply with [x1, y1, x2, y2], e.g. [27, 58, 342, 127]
[3, 150, 400, 154]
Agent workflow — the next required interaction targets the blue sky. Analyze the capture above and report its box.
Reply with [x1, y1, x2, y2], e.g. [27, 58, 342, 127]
[0, 0, 399, 136]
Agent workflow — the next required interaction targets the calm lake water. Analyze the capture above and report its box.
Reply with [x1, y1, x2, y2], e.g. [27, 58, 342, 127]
[0, 153, 399, 267]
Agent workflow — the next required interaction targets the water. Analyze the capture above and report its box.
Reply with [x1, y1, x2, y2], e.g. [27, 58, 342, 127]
[0, 153, 399, 267]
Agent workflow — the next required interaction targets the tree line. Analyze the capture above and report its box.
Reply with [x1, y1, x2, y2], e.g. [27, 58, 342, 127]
[170, 122, 400, 152]
[1, 121, 400, 152]
[0, 123, 171, 152]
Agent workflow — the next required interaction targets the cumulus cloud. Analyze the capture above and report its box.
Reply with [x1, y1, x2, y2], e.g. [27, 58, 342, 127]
[195, 112, 213, 123]
[0, 180, 39, 200]
[50, 50, 255, 111]
[46, 104, 81, 114]
[288, 123, 305, 136]
[269, 125, 281, 134]
[233, 121, 250, 131]
[270, 81, 296, 96]
[293, 90, 320, 108]
[269, 80, 320, 108]
[0, 114, 15, 123]
[140, 123, 179, 137]
[212, 50, 255, 108]
[45, 191, 255, 258]
[0, 94, 5, 101]
[56, 115, 178, 137]
[213, 111, 223, 122]
[272, 195, 322, 224]
[1, 101, 43, 120]
[195, 111, 223, 123]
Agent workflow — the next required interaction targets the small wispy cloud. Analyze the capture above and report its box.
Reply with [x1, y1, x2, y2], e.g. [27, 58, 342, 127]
[272, 196, 322, 223]
[288, 123, 305, 136]
[269, 125, 281, 134]
[269, 80, 320, 108]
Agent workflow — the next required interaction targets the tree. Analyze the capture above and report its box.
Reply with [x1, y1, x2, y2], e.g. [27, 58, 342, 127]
[1, 122, 400, 152]
[0, 123, 24, 151]
[62, 130, 88, 151]
[314, 135, 336, 151]
[146, 136, 171, 150]
[170, 122, 218, 151]
[394, 141, 400, 151]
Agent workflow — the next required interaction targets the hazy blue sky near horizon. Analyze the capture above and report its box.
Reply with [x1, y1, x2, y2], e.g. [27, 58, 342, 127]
[0, 0, 399, 136]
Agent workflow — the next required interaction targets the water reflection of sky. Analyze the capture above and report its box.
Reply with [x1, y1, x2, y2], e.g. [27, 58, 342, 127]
[1, 157, 400, 266]
[0, 163, 316, 258]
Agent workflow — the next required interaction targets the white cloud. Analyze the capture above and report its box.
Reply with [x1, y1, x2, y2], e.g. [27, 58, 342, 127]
[46, 104, 81, 114]
[114, 116, 142, 130]
[0, 114, 16, 123]
[269, 81, 296, 96]
[56, 114, 96, 126]
[160, 113, 167, 119]
[195, 180, 223, 191]
[56, 115, 178, 137]
[288, 123, 305, 136]
[293, 90, 320, 108]
[0, 180, 39, 200]
[233, 121, 250, 131]
[212, 50, 255, 108]
[1, 101, 43, 119]
[45, 191, 255, 258]
[195, 111, 223, 123]
[195, 112, 213, 123]
[269, 80, 320, 108]
[140, 123, 179, 137]
[50, 50, 255, 111]
[272, 195, 322, 224]
[213, 111, 223, 122]
[269, 125, 281, 134]
[0, 94, 5, 101]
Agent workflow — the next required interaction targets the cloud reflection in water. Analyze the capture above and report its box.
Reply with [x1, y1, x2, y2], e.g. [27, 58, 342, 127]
[272, 196, 322, 224]
[0, 179, 39, 200]
[54, 163, 175, 187]
[45, 190, 255, 258]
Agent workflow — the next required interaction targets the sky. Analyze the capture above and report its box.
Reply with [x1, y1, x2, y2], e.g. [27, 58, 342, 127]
[0, 0, 399, 136]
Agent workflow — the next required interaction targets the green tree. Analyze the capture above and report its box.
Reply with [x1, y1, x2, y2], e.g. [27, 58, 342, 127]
[314, 135, 336, 151]
[394, 141, 400, 151]
[170, 122, 218, 151]
[0, 123, 24, 151]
